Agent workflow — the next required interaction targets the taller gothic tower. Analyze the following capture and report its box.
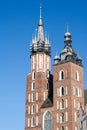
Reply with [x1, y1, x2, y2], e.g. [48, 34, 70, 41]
[25, 5, 53, 130]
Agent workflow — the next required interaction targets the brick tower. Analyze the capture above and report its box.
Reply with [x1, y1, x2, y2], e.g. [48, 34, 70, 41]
[25, 4, 84, 130]
[25, 5, 53, 130]
[53, 29, 84, 130]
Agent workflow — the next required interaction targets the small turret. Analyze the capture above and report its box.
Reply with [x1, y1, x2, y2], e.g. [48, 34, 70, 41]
[54, 50, 60, 64]
[76, 56, 82, 65]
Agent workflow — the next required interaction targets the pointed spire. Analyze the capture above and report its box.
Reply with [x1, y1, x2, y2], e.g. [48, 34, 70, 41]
[30, 4, 51, 56]
[38, 3, 44, 41]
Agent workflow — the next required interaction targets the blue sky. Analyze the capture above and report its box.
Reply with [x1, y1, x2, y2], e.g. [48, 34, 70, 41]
[0, 0, 87, 130]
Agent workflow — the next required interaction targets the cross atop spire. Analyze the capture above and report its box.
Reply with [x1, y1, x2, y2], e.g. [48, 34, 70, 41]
[67, 23, 69, 32]
[40, 3, 42, 19]
[38, 3, 43, 26]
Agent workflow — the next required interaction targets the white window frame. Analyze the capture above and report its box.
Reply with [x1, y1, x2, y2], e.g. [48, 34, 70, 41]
[28, 118, 30, 127]
[76, 71, 79, 81]
[66, 99, 68, 108]
[60, 86, 65, 96]
[31, 104, 35, 114]
[60, 116, 62, 123]
[36, 116, 38, 126]
[32, 71, 35, 80]
[31, 116, 35, 127]
[31, 93, 35, 102]
[75, 126, 77, 130]
[75, 112, 77, 122]
[59, 70, 64, 80]
[60, 102, 62, 109]
[32, 82, 35, 90]
[57, 127, 59, 130]
[57, 113, 59, 123]
[66, 126, 68, 130]
[66, 112, 68, 122]
[36, 92, 38, 101]
[57, 88, 59, 97]
[36, 104, 38, 113]
[39, 54, 42, 69]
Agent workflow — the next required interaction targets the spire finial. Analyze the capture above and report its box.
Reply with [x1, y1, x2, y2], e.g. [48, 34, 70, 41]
[38, 3, 43, 26]
[56, 48, 58, 56]
[40, 3, 42, 19]
[67, 23, 69, 32]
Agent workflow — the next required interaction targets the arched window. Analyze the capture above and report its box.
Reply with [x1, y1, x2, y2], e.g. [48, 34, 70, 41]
[62, 113, 64, 122]
[32, 104, 35, 114]
[32, 82, 35, 90]
[61, 71, 64, 79]
[60, 87, 65, 96]
[36, 92, 38, 101]
[59, 70, 64, 80]
[32, 71, 35, 80]
[32, 93, 35, 102]
[76, 71, 79, 81]
[28, 118, 30, 127]
[43, 111, 52, 130]
[36, 104, 38, 113]
[31, 116, 36, 127]
[62, 99, 64, 108]
[62, 87, 64, 96]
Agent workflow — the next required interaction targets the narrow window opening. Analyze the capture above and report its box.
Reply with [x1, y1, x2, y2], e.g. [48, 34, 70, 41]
[62, 87, 64, 96]
[62, 99, 64, 108]
[62, 113, 64, 122]
[61, 71, 64, 80]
